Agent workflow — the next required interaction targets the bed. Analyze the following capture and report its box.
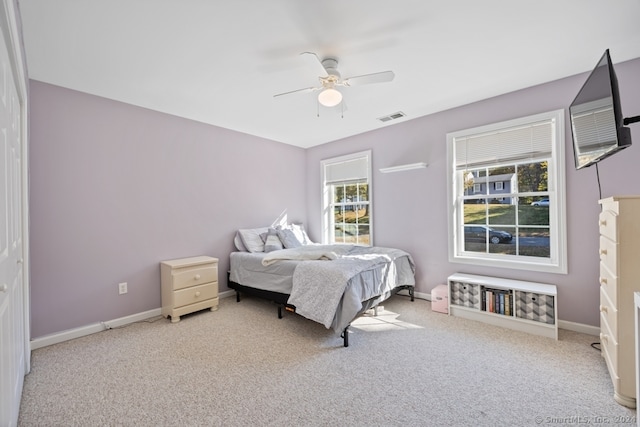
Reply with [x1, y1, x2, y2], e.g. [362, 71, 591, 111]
[228, 225, 416, 347]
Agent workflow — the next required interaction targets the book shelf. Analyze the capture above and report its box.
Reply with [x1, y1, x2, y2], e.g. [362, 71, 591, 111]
[447, 273, 558, 339]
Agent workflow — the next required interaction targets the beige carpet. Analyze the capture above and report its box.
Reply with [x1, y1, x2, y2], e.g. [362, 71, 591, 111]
[18, 295, 637, 426]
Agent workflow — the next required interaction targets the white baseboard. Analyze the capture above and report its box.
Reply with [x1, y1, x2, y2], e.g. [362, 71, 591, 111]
[31, 290, 237, 350]
[558, 319, 599, 336]
[30, 308, 162, 350]
[30, 289, 597, 350]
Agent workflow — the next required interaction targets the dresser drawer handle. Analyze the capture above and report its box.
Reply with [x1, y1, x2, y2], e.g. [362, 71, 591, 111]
[195, 291, 201, 298]
[600, 277, 608, 285]
[0, 283, 7, 293]
[600, 333, 608, 343]
[600, 249, 607, 256]
[194, 274, 201, 280]
[599, 305, 608, 313]
[599, 219, 607, 226]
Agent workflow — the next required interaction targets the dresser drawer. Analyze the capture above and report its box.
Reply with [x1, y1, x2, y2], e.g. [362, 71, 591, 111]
[600, 314, 619, 375]
[599, 262, 618, 307]
[599, 209, 618, 242]
[173, 282, 218, 308]
[599, 235, 618, 275]
[599, 286, 618, 336]
[172, 265, 218, 290]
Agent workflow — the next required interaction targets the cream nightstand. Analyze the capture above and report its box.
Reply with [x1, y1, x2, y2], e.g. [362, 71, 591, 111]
[161, 256, 219, 323]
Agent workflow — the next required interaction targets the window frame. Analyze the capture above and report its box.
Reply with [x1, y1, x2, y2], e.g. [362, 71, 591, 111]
[446, 110, 567, 274]
[320, 150, 373, 245]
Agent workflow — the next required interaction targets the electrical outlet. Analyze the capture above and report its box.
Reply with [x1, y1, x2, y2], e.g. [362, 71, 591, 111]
[118, 282, 128, 295]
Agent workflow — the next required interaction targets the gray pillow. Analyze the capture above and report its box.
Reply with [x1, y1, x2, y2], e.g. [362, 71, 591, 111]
[276, 227, 302, 249]
[263, 228, 284, 252]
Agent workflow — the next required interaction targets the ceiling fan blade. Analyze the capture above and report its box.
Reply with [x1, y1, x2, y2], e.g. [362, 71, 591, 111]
[300, 51, 329, 77]
[273, 86, 320, 98]
[342, 70, 395, 87]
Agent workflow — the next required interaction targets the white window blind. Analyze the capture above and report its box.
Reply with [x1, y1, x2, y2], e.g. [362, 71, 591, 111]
[571, 106, 616, 149]
[324, 156, 369, 184]
[455, 119, 554, 169]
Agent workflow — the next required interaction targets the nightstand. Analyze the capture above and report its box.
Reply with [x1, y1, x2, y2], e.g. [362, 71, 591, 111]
[160, 256, 219, 323]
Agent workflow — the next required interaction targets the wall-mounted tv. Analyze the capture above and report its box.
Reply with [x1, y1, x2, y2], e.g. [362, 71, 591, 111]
[569, 49, 632, 170]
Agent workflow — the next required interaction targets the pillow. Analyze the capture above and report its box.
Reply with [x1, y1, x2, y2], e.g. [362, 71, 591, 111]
[263, 228, 284, 252]
[290, 223, 313, 245]
[237, 227, 269, 253]
[234, 232, 248, 252]
[276, 227, 302, 249]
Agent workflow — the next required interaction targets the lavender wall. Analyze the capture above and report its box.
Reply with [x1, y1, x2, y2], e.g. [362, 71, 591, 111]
[29, 81, 307, 338]
[29, 58, 640, 338]
[306, 57, 640, 327]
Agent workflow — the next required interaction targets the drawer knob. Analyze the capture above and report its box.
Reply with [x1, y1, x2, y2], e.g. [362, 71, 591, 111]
[0, 283, 7, 293]
[600, 249, 607, 256]
[599, 219, 607, 226]
[600, 333, 608, 343]
[599, 305, 608, 313]
[600, 277, 608, 285]
[195, 291, 201, 298]
[194, 274, 201, 280]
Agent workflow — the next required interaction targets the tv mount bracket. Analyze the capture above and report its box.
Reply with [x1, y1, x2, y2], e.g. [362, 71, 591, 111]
[624, 115, 640, 125]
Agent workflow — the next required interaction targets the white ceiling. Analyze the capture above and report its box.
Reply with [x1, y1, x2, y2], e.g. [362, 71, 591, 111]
[18, 0, 640, 149]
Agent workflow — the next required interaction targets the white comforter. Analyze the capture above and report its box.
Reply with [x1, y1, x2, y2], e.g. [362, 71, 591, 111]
[261, 245, 346, 266]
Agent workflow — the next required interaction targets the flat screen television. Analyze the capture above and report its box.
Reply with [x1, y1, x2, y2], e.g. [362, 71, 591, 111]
[569, 49, 632, 169]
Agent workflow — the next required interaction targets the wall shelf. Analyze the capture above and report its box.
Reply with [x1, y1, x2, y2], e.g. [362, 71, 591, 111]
[379, 162, 427, 173]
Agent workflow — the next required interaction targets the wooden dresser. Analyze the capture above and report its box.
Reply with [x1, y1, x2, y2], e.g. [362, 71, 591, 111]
[161, 256, 219, 323]
[599, 196, 640, 408]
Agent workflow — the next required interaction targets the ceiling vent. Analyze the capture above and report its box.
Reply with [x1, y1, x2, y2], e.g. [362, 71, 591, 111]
[377, 111, 406, 123]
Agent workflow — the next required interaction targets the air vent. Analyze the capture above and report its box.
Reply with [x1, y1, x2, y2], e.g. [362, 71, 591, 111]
[377, 111, 406, 123]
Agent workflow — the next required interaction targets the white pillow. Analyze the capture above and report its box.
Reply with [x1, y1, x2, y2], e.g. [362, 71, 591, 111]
[234, 232, 248, 251]
[237, 227, 269, 253]
[290, 223, 313, 244]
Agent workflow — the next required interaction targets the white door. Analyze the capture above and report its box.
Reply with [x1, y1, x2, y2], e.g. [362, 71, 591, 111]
[0, 5, 27, 425]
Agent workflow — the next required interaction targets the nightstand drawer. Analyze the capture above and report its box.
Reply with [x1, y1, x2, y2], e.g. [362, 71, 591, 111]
[173, 282, 218, 309]
[172, 266, 218, 290]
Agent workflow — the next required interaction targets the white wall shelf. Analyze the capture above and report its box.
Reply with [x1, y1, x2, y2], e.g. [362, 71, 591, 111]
[379, 162, 427, 173]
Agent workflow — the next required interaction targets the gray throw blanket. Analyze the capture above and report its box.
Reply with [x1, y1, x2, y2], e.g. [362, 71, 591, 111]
[285, 245, 411, 329]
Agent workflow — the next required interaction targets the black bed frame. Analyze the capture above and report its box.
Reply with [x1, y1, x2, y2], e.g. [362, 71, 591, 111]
[227, 275, 414, 347]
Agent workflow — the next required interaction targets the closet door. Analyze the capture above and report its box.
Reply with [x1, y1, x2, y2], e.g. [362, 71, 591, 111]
[0, 7, 26, 425]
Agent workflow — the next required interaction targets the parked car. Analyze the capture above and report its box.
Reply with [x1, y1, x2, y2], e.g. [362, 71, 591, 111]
[531, 199, 549, 206]
[464, 225, 513, 244]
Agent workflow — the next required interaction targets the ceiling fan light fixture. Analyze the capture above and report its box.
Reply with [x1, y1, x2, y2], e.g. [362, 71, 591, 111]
[318, 88, 342, 107]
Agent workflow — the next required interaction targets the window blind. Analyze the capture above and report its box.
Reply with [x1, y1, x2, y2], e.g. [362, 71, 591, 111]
[324, 156, 369, 184]
[455, 119, 554, 169]
[571, 106, 616, 149]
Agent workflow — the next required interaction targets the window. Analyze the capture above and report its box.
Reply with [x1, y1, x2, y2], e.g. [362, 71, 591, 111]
[321, 150, 372, 245]
[447, 110, 567, 273]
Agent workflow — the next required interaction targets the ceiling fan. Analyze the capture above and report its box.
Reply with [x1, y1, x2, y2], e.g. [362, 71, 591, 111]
[273, 52, 395, 108]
